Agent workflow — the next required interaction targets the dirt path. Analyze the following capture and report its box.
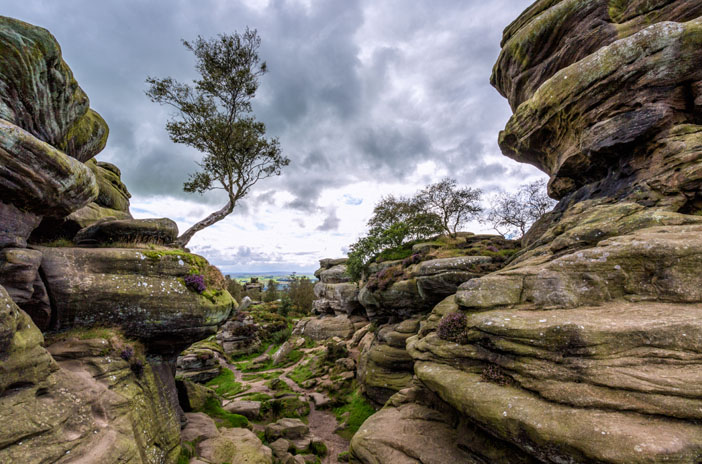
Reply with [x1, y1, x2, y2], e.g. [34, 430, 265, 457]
[223, 346, 350, 464]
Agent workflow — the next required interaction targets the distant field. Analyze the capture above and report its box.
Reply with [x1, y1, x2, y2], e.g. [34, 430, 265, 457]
[227, 272, 317, 288]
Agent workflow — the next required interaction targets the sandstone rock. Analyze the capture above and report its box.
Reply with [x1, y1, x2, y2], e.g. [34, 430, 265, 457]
[176, 342, 222, 383]
[197, 427, 273, 464]
[0, 201, 41, 248]
[74, 217, 178, 245]
[319, 264, 352, 283]
[0, 118, 98, 216]
[0, 248, 51, 329]
[0, 284, 56, 394]
[224, 400, 261, 419]
[0, 334, 181, 463]
[265, 418, 311, 451]
[0, 16, 108, 161]
[308, 392, 330, 408]
[269, 438, 291, 458]
[216, 314, 262, 357]
[181, 412, 220, 443]
[272, 336, 304, 365]
[313, 281, 362, 316]
[176, 379, 217, 412]
[38, 247, 234, 352]
[293, 315, 355, 340]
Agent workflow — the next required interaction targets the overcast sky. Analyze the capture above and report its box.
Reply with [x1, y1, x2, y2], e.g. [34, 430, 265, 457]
[2, 0, 545, 273]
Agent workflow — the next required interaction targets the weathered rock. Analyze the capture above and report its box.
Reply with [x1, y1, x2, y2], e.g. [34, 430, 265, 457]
[74, 217, 178, 245]
[293, 315, 356, 340]
[38, 247, 234, 352]
[176, 339, 223, 383]
[0, 334, 181, 463]
[0, 118, 98, 216]
[216, 313, 261, 356]
[224, 400, 261, 419]
[181, 412, 220, 443]
[0, 201, 41, 248]
[0, 248, 51, 329]
[176, 379, 217, 412]
[272, 336, 305, 365]
[351, 382, 535, 464]
[0, 16, 108, 161]
[359, 253, 502, 323]
[197, 427, 273, 464]
[265, 418, 313, 451]
[0, 284, 56, 394]
[357, 319, 420, 404]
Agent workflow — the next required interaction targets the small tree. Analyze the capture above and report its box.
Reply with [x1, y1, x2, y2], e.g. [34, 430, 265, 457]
[418, 178, 482, 238]
[346, 195, 444, 281]
[146, 29, 290, 247]
[226, 277, 243, 302]
[485, 179, 555, 238]
[286, 276, 315, 313]
[264, 279, 279, 302]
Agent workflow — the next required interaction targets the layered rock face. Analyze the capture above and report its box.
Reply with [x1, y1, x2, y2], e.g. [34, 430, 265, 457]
[312, 258, 362, 316]
[352, 2, 702, 463]
[0, 16, 235, 463]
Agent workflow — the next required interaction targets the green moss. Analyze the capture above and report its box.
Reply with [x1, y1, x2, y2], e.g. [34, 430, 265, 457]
[205, 368, 247, 398]
[309, 441, 328, 457]
[333, 391, 377, 440]
[141, 249, 208, 271]
[200, 397, 249, 428]
[238, 392, 272, 402]
[287, 363, 315, 386]
[241, 370, 282, 381]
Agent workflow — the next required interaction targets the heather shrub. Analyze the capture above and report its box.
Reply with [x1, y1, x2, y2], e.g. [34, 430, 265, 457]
[185, 274, 206, 293]
[402, 252, 423, 267]
[437, 312, 467, 343]
[120, 346, 134, 361]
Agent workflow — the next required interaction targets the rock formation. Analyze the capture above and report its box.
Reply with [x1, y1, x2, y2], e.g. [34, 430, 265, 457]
[0, 16, 236, 463]
[351, 2, 702, 463]
[312, 258, 362, 316]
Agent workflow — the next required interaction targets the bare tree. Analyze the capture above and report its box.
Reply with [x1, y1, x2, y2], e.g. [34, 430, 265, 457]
[418, 178, 482, 238]
[146, 29, 289, 247]
[485, 179, 555, 238]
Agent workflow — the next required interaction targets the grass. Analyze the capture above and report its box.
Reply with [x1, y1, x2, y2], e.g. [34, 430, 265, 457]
[241, 370, 282, 381]
[287, 362, 315, 386]
[236, 348, 303, 373]
[237, 392, 272, 402]
[205, 369, 247, 398]
[200, 397, 249, 428]
[333, 391, 377, 440]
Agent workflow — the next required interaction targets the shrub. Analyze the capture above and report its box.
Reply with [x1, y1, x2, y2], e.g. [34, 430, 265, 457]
[130, 359, 144, 377]
[120, 346, 134, 361]
[184, 274, 206, 293]
[481, 364, 512, 385]
[402, 252, 422, 267]
[437, 312, 467, 343]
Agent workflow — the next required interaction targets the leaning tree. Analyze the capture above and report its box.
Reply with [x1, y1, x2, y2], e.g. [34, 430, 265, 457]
[146, 28, 289, 247]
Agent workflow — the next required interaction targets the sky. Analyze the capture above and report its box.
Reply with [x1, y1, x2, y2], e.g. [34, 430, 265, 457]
[2, 0, 546, 273]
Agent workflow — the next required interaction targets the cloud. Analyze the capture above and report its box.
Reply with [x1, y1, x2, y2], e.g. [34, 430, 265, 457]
[316, 208, 340, 231]
[3, 0, 544, 272]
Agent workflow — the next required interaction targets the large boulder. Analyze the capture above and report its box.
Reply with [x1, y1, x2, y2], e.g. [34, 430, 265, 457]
[312, 258, 362, 316]
[293, 315, 356, 341]
[0, 16, 108, 161]
[74, 217, 178, 245]
[357, 318, 419, 404]
[0, 331, 181, 463]
[37, 247, 234, 353]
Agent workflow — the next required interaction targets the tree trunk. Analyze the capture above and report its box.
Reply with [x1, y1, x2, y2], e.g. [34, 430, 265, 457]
[175, 199, 234, 248]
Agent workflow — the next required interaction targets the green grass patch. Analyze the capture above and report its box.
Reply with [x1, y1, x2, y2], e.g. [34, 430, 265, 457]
[287, 362, 315, 386]
[200, 397, 249, 428]
[242, 370, 282, 381]
[205, 368, 247, 398]
[237, 392, 272, 402]
[236, 348, 303, 373]
[333, 391, 377, 440]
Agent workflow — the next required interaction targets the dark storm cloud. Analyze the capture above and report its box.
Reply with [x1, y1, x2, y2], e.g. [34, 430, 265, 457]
[316, 208, 340, 231]
[1, 0, 540, 215]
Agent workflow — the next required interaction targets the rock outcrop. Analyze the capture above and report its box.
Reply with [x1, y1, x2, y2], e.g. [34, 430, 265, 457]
[312, 258, 363, 316]
[353, 2, 702, 464]
[358, 234, 518, 323]
[0, 16, 236, 463]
